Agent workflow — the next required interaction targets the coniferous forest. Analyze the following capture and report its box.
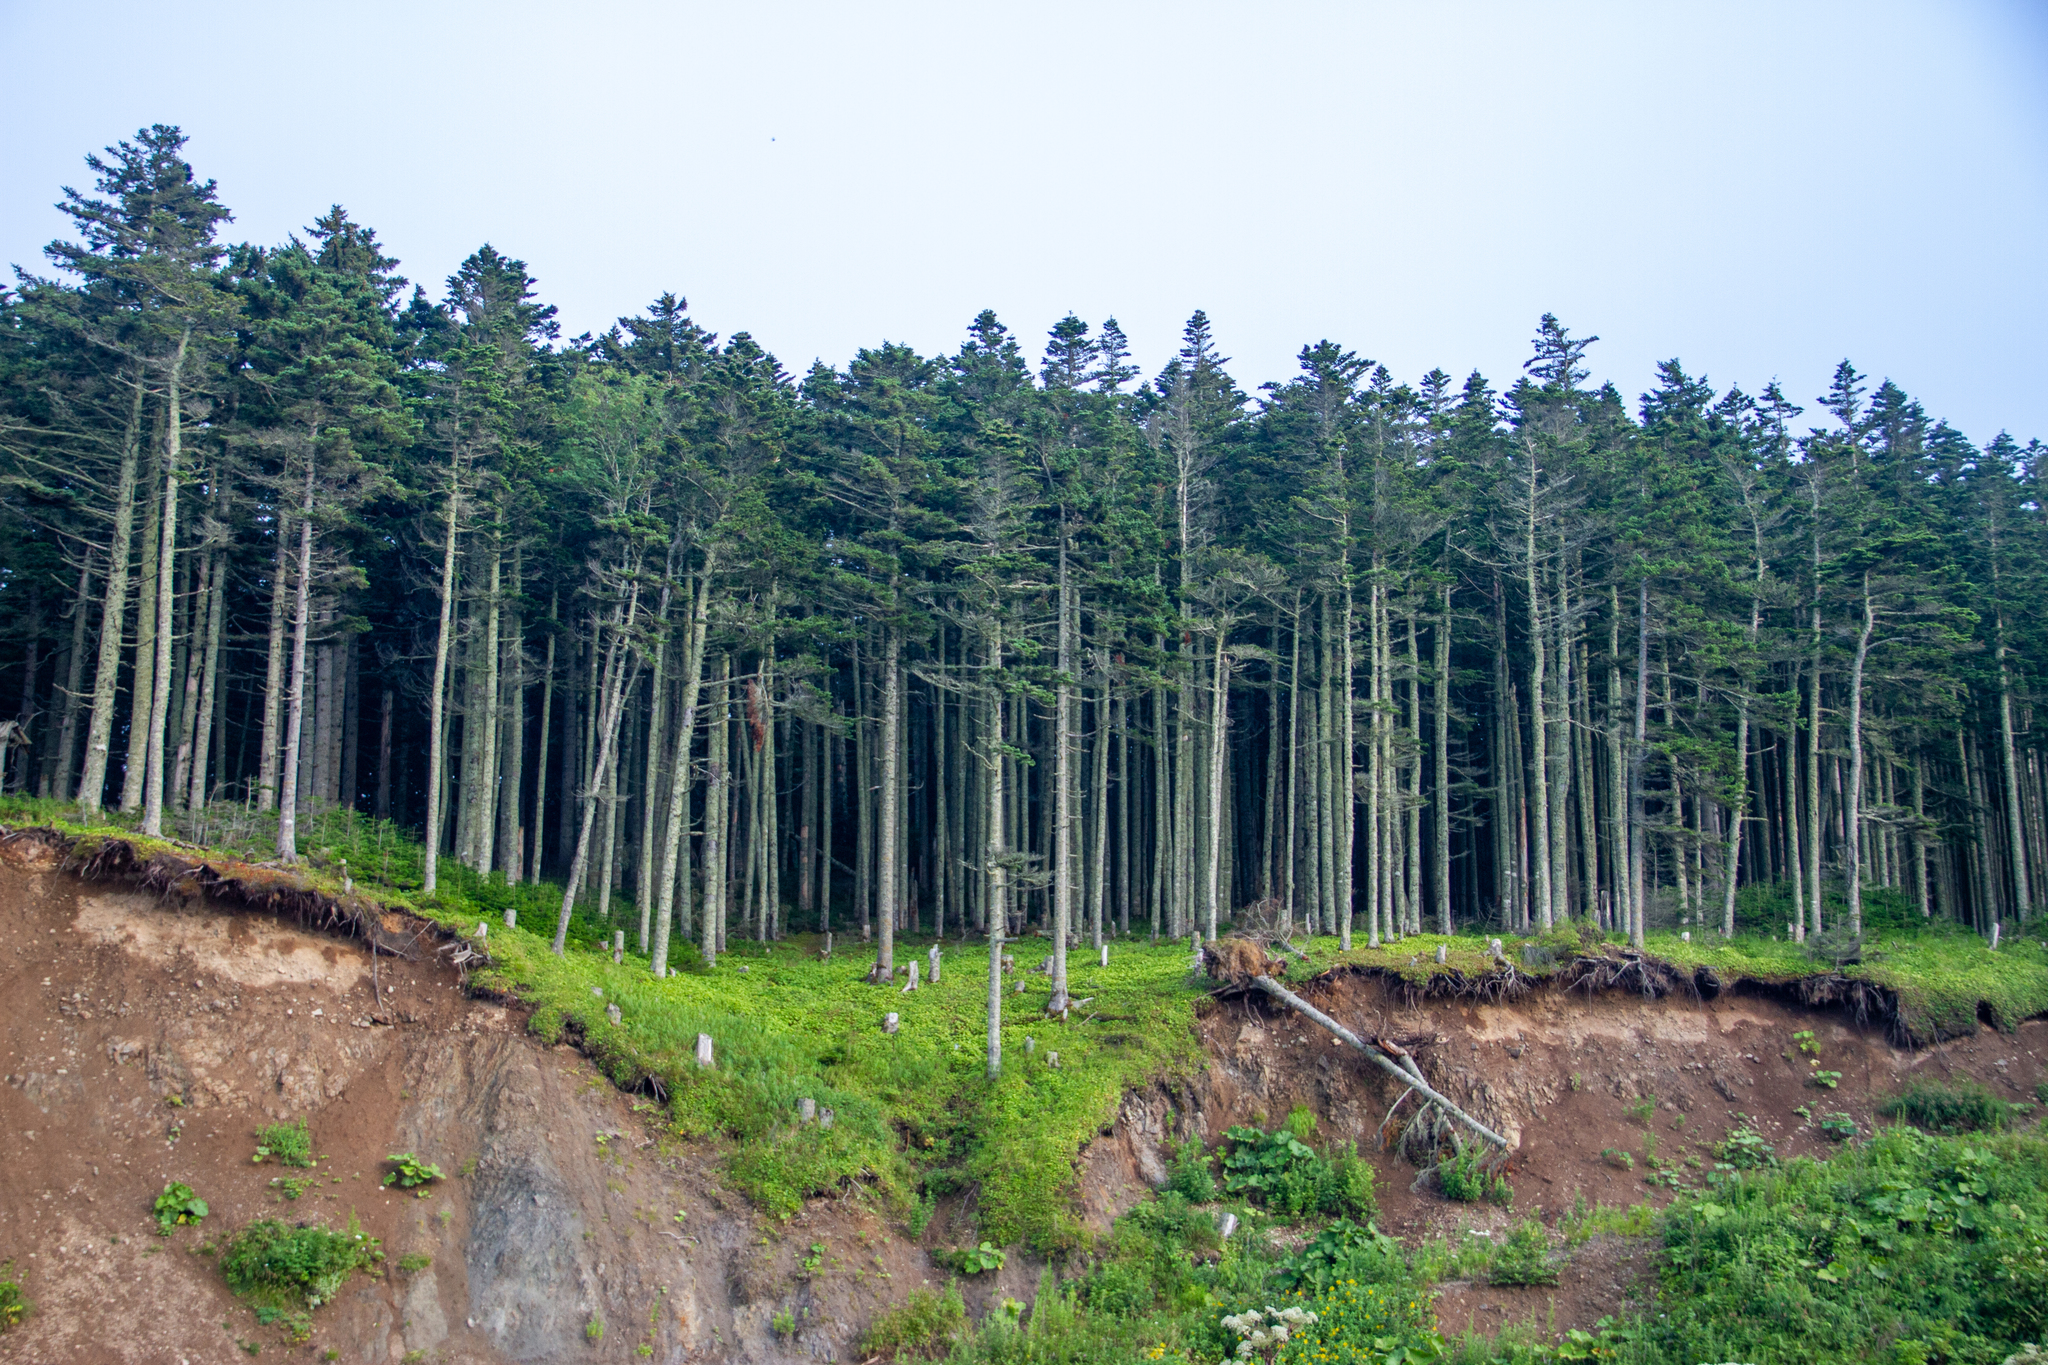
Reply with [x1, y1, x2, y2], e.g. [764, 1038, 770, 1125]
[5, 124, 2045, 1006]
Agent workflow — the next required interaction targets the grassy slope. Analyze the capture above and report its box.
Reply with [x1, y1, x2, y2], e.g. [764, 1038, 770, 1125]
[6, 797, 2045, 1255]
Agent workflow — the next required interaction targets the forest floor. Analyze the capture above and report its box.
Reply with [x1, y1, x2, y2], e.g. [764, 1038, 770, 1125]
[3, 796, 2048, 1364]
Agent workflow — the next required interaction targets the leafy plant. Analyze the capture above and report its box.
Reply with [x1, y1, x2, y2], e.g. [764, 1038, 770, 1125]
[0, 1263, 29, 1333]
[1278, 1219, 1404, 1292]
[772, 1307, 797, 1341]
[1810, 1069, 1843, 1090]
[859, 1284, 965, 1360]
[268, 1176, 316, 1202]
[1601, 1148, 1635, 1170]
[1486, 1218, 1562, 1286]
[1626, 1096, 1656, 1125]
[937, 1241, 1006, 1275]
[220, 1214, 381, 1310]
[1166, 1136, 1217, 1202]
[1219, 1123, 1376, 1221]
[253, 1119, 314, 1169]
[586, 1314, 604, 1341]
[1880, 1079, 2008, 1134]
[153, 1182, 209, 1236]
[1793, 1029, 1821, 1057]
[1819, 1113, 1858, 1142]
[397, 1253, 432, 1273]
[1436, 1145, 1512, 1204]
[383, 1153, 445, 1189]
[1714, 1124, 1777, 1170]
[798, 1242, 824, 1278]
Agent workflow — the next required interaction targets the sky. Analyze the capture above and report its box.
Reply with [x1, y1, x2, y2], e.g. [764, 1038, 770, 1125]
[5, 0, 2046, 442]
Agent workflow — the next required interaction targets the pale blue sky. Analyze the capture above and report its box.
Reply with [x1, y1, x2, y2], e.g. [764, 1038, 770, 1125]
[5, 1, 2045, 441]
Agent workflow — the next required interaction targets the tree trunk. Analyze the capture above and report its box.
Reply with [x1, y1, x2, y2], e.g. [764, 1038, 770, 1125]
[77, 378, 147, 812]
[652, 559, 716, 976]
[1628, 581, 1650, 948]
[553, 584, 644, 954]
[876, 626, 901, 976]
[422, 472, 461, 894]
[1844, 574, 1875, 938]
[276, 450, 316, 860]
[529, 593, 557, 882]
[1434, 584, 1451, 934]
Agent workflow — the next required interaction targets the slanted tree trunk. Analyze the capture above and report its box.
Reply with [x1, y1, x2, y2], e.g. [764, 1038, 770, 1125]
[652, 557, 717, 977]
[553, 583, 644, 955]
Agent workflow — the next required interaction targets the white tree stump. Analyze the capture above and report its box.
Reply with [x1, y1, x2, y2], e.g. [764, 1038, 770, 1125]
[1990, 923, 2002, 951]
[1435, 943, 1447, 965]
[1024, 1036, 1035, 1054]
[928, 944, 942, 983]
[883, 1012, 899, 1034]
[1047, 1051, 1059, 1068]
[606, 1002, 622, 1026]
[1099, 944, 1109, 968]
[695, 1033, 715, 1069]
[613, 931, 625, 965]
[798, 1097, 816, 1124]
[819, 1108, 834, 1129]
[1217, 1211, 1238, 1241]
[503, 908, 516, 929]
[902, 961, 920, 993]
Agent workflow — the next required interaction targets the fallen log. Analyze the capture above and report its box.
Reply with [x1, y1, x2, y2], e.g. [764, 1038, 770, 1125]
[1249, 974, 1510, 1151]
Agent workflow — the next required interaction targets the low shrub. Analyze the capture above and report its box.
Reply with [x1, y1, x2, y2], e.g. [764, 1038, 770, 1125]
[219, 1215, 382, 1310]
[253, 1119, 314, 1168]
[1220, 1123, 1377, 1221]
[859, 1284, 965, 1360]
[1166, 1136, 1217, 1202]
[383, 1153, 446, 1188]
[1278, 1218, 1406, 1292]
[153, 1182, 209, 1236]
[1880, 1079, 2009, 1135]
[0, 1262, 28, 1333]
[1437, 1145, 1513, 1204]
[1485, 1219, 1562, 1286]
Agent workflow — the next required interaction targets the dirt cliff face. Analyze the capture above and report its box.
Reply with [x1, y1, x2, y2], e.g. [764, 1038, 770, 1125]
[0, 846, 937, 1365]
[1096, 966, 2048, 1336]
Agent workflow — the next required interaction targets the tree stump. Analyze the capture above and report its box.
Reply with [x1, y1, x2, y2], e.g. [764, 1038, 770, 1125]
[883, 1012, 900, 1034]
[606, 1002, 622, 1026]
[613, 930, 625, 965]
[902, 960, 920, 992]
[798, 1097, 817, 1124]
[695, 1033, 714, 1069]
[928, 944, 942, 983]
